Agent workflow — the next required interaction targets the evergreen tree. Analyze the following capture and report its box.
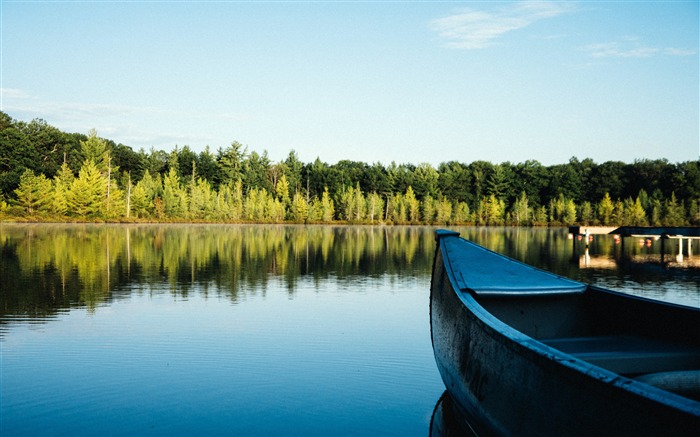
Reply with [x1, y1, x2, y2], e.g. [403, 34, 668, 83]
[435, 196, 453, 224]
[190, 177, 214, 219]
[404, 186, 420, 223]
[130, 170, 160, 218]
[276, 174, 291, 206]
[612, 199, 625, 225]
[320, 187, 335, 222]
[52, 162, 74, 216]
[688, 199, 700, 225]
[163, 167, 187, 217]
[80, 129, 108, 166]
[626, 196, 647, 226]
[69, 160, 106, 217]
[511, 191, 531, 226]
[422, 195, 437, 224]
[14, 169, 52, 214]
[534, 205, 548, 226]
[664, 192, 685, 226]
[598, 193, 614, 225]
[365, 192, 384, 223]
[217, 141, 246, 185]
[266, 197, 286, 222]
[103, 177, 126, 219]
[387, 193, 405, 224]
[130, 181, 151, 218]
[216, 180, 243, 221]
[579, 201, 593, 226]
[484, 194, 505, 225]
[563, 198, 577, 225]
[290, 192, 309, 223]
[649, 198, 663, 226]
[453, 202, 471, 224]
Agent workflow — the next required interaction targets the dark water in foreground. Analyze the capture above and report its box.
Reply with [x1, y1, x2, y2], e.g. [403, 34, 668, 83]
[1, 224, 698, 436]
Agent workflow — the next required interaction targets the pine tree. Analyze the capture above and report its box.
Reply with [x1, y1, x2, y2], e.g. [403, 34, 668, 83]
[163, 167, 187, 218]
[290, 191, 309, 222]
[130, 182, 151, 218]
[189, 177, 214, 219]
[422, 195, 436, 224]
[435, 197, 453, 224]
[320, 187, 334, 223]
[663, 192, 685, 226]
[626, 196, 647, 226]
[275, 174, 291, 206]
[387, 193, 405, 224]
[14, 169, 52, 214]
[365, 192, 384, 223]
[454, 202, 471, 224]
[52, 162, 74, 216]
[579, 201, 593, 226]
[103, 178, 126, 219]
[563, 198, 577, 225]
[597, 193, 614, 225]
[484, 194, 505, 225]
[405, 186, 420, 223]
[511, 191, 531, 226]
[69, 160, 106, 217]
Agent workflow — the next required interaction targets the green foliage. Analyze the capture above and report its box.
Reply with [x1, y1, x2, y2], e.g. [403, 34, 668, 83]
[69, 160, 106, 217]
[511, 191, 531, 226]
[14, 169, 53, 215]
[81, 130, 109, 168]
[663, 192, 686, 226]
[1, 112, 697, 226]
[275, 174, 291, 206]
[163, 167, 187, 217]
[598, 193, 615, 226]
[453, 201, 471, 224]
[189, 177, 215, 219]
[435, 197, 453, 225]
[290, 192, 309, 223]
[365, 192, 384, 223]
[320, 187, 334, 223]
[404, 186, 420, 223]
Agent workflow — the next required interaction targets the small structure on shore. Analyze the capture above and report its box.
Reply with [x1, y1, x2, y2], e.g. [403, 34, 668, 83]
[570, 226, 700, 264]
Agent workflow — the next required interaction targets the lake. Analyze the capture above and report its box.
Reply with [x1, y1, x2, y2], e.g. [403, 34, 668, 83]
[1, 224, 698, 436]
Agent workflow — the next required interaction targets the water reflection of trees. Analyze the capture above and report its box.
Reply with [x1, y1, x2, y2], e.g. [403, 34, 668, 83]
[1, 224, 436, 319]
[3, 224, 695, 324]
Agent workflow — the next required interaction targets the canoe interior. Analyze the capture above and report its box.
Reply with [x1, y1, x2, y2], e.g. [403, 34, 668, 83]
[476, 288, 700, 379]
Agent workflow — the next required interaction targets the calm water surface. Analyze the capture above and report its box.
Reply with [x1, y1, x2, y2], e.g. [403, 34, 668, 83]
[1, 224, 698, 436]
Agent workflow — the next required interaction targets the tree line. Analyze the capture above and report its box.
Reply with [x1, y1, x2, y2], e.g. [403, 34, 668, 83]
[1, 112, 698, 226]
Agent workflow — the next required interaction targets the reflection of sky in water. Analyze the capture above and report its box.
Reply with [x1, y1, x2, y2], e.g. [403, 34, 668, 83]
[1, 231, 443, 436]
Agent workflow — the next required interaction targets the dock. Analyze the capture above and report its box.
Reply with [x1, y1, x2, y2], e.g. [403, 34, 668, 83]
[569, 226, 700, 264]
[608, 226, 700, 238]
[568, 226, 618, 236]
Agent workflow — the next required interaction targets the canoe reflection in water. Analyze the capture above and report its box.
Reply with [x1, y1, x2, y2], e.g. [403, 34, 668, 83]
[429, 391, 480, 437]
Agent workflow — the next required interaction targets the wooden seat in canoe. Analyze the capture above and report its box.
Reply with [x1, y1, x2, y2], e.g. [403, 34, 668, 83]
[540, 335, 700, 375]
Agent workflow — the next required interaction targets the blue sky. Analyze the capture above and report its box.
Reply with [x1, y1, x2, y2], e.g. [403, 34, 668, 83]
[2, 1, 698, 166]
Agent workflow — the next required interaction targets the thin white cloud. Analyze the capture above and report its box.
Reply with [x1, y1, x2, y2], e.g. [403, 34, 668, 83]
[1, 88, 35, 100]
[663, 48, 697, 57]
[430, 1, 573, 50]
[3, 94, 249, 149]
[584, 40, 696, 58]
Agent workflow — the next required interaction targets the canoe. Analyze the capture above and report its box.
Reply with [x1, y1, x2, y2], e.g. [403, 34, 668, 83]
[430, 230, 700, 435]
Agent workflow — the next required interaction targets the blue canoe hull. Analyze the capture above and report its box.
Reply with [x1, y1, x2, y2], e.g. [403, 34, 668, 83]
[430, 230, 700, 435]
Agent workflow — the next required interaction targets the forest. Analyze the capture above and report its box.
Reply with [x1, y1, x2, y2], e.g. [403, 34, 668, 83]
[1, 111, 699, 226]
